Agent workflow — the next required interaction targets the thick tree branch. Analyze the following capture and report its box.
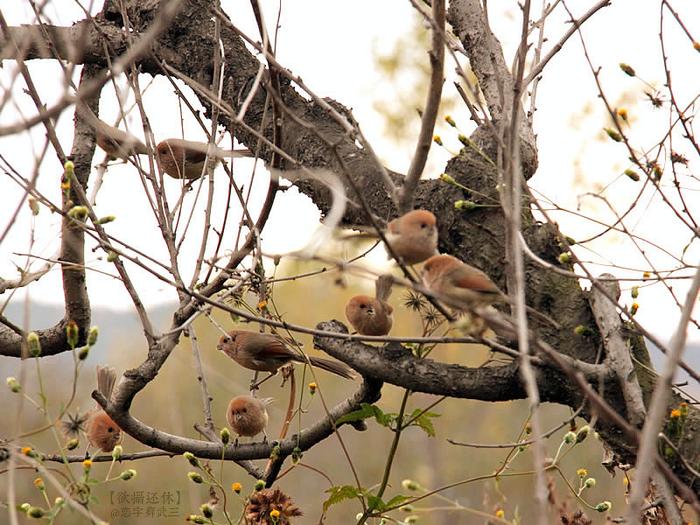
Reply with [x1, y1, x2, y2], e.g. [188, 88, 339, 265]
[0, 22, 124, 62]
[590, 273, 647, 426]
[313, 320, 590, 405]
[95, 378, 381, 469]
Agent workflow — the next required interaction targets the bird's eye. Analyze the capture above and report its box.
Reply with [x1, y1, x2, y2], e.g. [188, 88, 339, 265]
[242, 408, 247, 413]
[107, 427, 113, 433]
[359, 304, 366, 309]
[420, 223, 427, 228]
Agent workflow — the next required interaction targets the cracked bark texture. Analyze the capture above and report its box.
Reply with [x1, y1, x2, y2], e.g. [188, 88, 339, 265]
[2, 0, 699, 501]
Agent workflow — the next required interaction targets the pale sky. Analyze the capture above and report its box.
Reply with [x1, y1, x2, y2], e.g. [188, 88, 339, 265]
[0, 0, 698, 344]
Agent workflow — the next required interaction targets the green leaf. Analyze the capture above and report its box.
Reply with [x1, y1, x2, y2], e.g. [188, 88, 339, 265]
[323, 485, 363, 512]
[335, 404, 377, 425]
[336, 404, 397, 429]
[385, 494, 411, 509]
[372, 406, 396, 428]
[408, 410, 440, 437]
[367, 494, 385, 512]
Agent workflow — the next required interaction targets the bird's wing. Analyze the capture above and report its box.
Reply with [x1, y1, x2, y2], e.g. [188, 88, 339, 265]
[247, 333, 294, 358]
[163, 139, 211, 163]
[182, 148, 208, 164]
[453, 268, 500, 292]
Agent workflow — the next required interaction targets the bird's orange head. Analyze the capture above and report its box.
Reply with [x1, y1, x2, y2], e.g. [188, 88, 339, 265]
[390, 209, 436, 233]
[346, 295, 376, 316]
[156, 140, 173, 156]
[217, 331, 239, 352]
[228, 396, 253, 416]
[423, 254, 459, 276]
[87, 411, 121, 452]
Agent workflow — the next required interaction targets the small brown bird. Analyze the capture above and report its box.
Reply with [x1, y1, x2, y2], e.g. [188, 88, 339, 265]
[155, 138, 252, 179]
[422, 254, 503, 310]
[95, 125, 149, 161]
[385, 209, 438, 265]
[85, 365, 122, 453]
[77, 104, 149, 161]
[345, 274, 394, 335]
[422, 254, 560, 331]
[226, 395, 272, 441]
[217, 330, 355, 380]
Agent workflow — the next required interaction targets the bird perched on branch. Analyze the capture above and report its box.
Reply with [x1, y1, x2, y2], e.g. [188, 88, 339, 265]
[422, 254, 503, 309]
[226, 395, 272, 442]
[155, 138, 252, 179]
[76, 104, 149, 161]
[95, 124, 149, 161]
[384, 209, 438, 265]
[345, 274, 394, 336]
[217, 330, 355, 382]
[422, 254, 560, 329]
[85, 365, 122, 453]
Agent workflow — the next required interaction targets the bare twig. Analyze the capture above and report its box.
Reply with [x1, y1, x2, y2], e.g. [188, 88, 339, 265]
[523, 0, 612, 86]
[503, 0, 549, 518]
[188, 327, 215, 432]
[399, 0, 445, 212]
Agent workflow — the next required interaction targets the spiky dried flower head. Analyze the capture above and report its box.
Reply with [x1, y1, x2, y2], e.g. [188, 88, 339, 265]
[60, 411, 88, 438]
[244, 488, 302, 524]
[403, 291, 426, 312]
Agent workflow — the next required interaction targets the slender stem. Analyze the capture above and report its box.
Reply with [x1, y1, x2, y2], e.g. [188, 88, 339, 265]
[357, 389, 411, 524]
[400, 0, 445, 212]
[189, 327, 215, 432]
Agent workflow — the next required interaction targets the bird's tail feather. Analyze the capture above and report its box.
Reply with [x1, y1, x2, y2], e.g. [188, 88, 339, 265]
[96, 365, 117, 399]
[219, 147, 254, 158]
[306, 356, 355, 379]
[375, 274, 394, 303]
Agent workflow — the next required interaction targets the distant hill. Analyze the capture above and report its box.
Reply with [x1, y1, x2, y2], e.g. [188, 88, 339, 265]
[2, 301, 175, 342]
[0, 302, 176, 393]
